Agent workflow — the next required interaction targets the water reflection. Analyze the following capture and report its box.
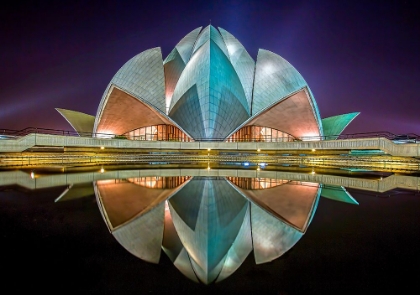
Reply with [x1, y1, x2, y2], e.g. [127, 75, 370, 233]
[0, 168, 419, 286]
[93, 175, 324, 284]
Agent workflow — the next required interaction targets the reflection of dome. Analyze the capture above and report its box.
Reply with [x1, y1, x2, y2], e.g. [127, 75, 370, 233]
[94, 176, 327, 284]
[57, 25, 359, 141]
[36, 168, 358, 285]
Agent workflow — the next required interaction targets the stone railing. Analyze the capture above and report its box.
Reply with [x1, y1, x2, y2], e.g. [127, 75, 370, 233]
[0, 134, 419, 157]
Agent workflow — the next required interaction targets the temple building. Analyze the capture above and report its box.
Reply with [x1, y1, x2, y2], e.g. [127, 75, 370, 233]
[57, 25, 359, 142]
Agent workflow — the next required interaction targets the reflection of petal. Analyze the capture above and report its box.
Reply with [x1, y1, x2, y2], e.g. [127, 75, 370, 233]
[321, 185, 359, 205]
[168, 177, 248, 283]
[216, 202, 252, 283]
[54, 183, 94, 202]
[251, 203, 303, 264]
[228, 180, 322, 264]
[191, 251, 226, 285]
[230, 181, 320, 232]
[112, 202, 165, 263]
[173, 248, 199, 283]
[94, 179, 190, 264]
[95, 180, 180, 228]
[162, 200, 200, 283]
[162, 200, 184, 261]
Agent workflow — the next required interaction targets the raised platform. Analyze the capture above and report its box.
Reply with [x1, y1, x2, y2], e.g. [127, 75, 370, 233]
[1, 133, 419, 156]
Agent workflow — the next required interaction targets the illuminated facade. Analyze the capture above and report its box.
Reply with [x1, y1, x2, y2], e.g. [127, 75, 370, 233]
[124, 124, 192, 142]
[57, 25, 359, 141]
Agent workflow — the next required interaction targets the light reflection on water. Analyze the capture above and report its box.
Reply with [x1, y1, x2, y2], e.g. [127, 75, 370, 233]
[0, 167, 419, 292]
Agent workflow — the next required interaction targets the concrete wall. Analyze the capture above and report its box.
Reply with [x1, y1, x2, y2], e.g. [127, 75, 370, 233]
[0, 134, 419, 157]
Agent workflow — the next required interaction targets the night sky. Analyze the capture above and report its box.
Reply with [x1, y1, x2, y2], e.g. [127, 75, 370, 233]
[1, 0, 419, 135]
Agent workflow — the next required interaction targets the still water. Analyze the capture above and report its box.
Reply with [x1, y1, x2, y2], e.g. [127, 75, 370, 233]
[1, 167, 419, 293]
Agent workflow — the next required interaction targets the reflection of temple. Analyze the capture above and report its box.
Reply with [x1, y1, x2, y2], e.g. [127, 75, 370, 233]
[94, 176, 330, 284]
[228, 177, 291, 189]
[0, 169, 374, 284]
[127, 176, 191, 189]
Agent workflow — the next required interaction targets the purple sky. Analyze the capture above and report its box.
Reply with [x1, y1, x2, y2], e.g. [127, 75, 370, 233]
[1, 0, 419, 135]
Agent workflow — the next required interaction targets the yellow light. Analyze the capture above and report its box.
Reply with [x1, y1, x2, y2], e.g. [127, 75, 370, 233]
[257, 148, 261, 152]
[100, 146, 105, 150]
[312, 149, 316, 152]
[207, 148, 211, 151]
[100, 168, 105, 173]
[311, 171, 315, 175]
[30, 171, 35, 179]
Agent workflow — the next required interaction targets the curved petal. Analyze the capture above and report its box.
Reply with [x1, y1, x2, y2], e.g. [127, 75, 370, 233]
[94, 47, 165, 133]
[322, 112, 360, 140]
[169, 40, 249, 140]
[164, 27, 202, 113]
[93, 86, 174, 136]
[55, 108, 95, 136]
[164, 27, 202, 65]
[253, 49, 308, 114]
[191, 25, 229, 59]
[244, 88, 322, 140]
[219, 27, 255, 111]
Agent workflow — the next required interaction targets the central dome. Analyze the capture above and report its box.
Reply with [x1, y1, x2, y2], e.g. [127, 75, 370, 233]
[93, 25, 324, 141]
[57, 25, 359, 142]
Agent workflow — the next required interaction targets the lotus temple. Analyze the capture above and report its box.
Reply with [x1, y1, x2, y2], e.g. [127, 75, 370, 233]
[2, 25, 420, 287]
[56, 25, 359, 142]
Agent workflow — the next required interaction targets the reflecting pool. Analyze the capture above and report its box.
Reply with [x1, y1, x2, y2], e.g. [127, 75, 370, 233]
[1, 167, 419, 293]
